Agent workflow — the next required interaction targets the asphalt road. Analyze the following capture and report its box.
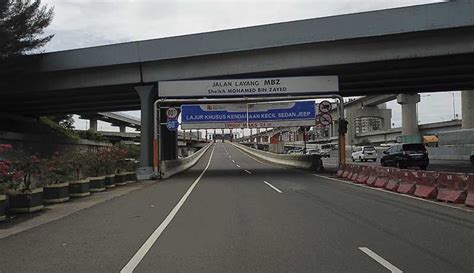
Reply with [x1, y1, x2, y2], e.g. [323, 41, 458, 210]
[1, 142, 473, 273]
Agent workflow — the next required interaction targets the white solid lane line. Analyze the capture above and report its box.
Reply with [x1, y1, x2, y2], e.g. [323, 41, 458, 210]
[121, 146, 216, 273]
[236, 165, 241, 168]
[264, 181, 282, 194]
[358, 247, 403, 273]
[244, 170, 252, 174]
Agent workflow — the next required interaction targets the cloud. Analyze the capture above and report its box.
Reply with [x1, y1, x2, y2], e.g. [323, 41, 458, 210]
[41, 0, 442, 51]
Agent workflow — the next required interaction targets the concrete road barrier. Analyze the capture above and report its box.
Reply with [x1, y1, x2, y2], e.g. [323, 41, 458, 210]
[161, 143, 213, 179]
[464, 174, 474, 207]
[397, 170, 418, 195]
[356, 166, 370, 184]
[414, 171, 438, 199]
[385, 168, 401, 192]
[231, 142, 323, 172]
[374, 168, 391, 188]
[436, 172, 467, 204]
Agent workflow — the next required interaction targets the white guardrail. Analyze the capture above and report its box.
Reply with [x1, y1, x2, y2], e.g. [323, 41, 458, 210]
[230, 142, 324, 172]
[160, 142, 213, 178]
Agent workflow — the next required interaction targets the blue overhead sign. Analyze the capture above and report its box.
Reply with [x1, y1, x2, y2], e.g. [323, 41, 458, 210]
[181, 101, 316, 129]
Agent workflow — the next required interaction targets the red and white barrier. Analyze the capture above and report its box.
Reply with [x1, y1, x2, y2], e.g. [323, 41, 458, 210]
[356, 166, 370, 184]
[385, 168, 401, 192]
[465, 174, 474, 207]
[436, 172, 467, 204]
[336, 164, 345, 177]
[414, 171, 438, 199]
[374, 167, 391, 188]
[397, 170, 418, 195]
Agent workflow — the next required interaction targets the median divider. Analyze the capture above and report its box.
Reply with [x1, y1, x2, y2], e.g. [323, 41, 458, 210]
[350, 165, 362, 182]
[336, 164, 345, 177]
[397, 170, 418, 195]
[385, 168, 401, 192]
[366, 167, 378, 187]
[436, 172, 467, 204]
[355, 166, 370, 184]
[161, 143, 213, 179]
[414, 171, 438, 199]
[331, 162, 473, 208]
[342, 165, 352, 178]
[230, 142, 323, 171]
[374, 167, 391, 188]
[464, 174, 474, 207]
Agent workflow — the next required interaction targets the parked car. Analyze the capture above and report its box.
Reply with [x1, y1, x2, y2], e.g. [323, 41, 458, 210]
[470, 151, 474, 166]
[380, 143, 429, 170]
[287, 149, 303, 155]
[351, 146, 377, 162]
[307, 149, 321, 156]
[319, 149, 330, 158]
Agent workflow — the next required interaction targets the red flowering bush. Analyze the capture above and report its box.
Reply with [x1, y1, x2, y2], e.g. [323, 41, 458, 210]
[64, 151, 89, 181]
[0, 144, 23, 194]
[1, 146, 43, 193]
[41, 152, 74, 185]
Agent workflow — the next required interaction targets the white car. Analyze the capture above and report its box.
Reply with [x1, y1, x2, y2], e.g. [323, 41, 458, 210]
[351, 146, 378, 162]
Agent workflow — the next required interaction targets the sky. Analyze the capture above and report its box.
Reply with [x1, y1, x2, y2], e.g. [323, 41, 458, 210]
[38, 0, 462, 132]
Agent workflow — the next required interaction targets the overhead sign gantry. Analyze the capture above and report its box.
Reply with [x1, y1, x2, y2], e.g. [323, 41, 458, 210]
[154, 75, 345, 177]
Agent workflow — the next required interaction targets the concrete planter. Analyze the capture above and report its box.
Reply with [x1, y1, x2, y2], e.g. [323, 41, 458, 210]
[0, 195, 6, 221]
[8, 188, 44, 213]
[125, 172, 137, 183]
[115, 173, 128, 186]
[44, 182, 70, 204]
[89, 176, 106, 192]
[69, 179, 90, 198]
[104, 174, 116, 188]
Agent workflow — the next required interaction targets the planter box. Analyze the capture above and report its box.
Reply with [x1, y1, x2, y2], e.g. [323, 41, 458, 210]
[0, 195, 6, 221]
[125, 172, 137, 183]
[105, 174, 115, 188]
[89, 176, 106, 192]
[44, 182, 70, 204]
[69, 179, 90, 198]
[115, 173, 128, 186]
[8, 188, 44, 213]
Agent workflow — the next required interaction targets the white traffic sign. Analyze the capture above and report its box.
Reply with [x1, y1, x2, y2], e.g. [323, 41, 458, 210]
[319, 113, 333, 126]
[318, 100, 332, 113]
[158, 76, 339, 98]
[166, 107, 179, 119]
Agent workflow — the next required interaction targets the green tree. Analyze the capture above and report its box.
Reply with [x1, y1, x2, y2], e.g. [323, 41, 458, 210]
[0, 0, 54, 59]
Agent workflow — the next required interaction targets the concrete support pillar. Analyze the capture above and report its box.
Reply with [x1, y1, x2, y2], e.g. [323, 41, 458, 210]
[89, 118, 97, 132]
[397, 93, 420, 137]
[462, 91, 474, 129]
[119, 125, 126, 133]
[135, 85, 157, 180]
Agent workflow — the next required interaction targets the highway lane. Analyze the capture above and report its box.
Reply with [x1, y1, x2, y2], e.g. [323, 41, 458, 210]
[0, 142, 473, 273]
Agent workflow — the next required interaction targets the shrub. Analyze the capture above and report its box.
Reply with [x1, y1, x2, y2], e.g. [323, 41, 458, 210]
[41, 152, 74, 185]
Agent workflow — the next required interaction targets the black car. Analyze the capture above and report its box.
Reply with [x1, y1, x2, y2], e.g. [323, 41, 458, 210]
[381, 143, 429, 170]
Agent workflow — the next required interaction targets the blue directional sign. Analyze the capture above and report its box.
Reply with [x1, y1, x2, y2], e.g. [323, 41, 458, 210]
[166, 119, 179, 131]
[181, 101, 316, 129]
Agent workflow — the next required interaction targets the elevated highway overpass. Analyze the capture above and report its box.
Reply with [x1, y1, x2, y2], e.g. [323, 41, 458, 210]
[1, 0, 474, 178]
